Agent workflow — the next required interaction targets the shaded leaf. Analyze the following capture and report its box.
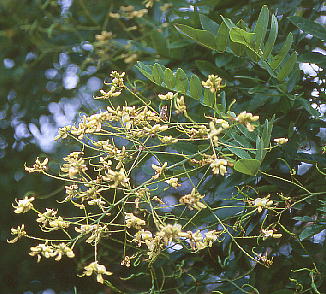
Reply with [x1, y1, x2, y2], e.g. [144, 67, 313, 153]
[263, 14, 278, 59]
[254, 5, 269, 50]
[277, 52, 297, 81]
[289, 16, 326, 40]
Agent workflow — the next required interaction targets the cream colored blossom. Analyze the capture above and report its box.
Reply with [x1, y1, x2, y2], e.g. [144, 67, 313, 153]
[179, 188, 206, 210]
[60, 152, 87, 178]
[236, 111, 259, 132]
[133, 229, 153, 247]
[13, 196, 35, 214]
[160, 135, 178, 144]
[48, 216, 70, 230]
[165, 177, 181, 188]
[83, 261, 112, 284]
[125, 213, 146, 229]
[204, 230, 220, 247]
[103, 168, 130, 188]
[158, 92, 176, 101]
[156, 223, 182, 245]
[175, 95, 186, 114]
[210, 158, 228, 176]
[252, 196, 273, 213]
[261, 229, 282, 240]
[7, 225, 26, 243]
[29, 243, 55, 262]
[152, 162, 167, 179]
[24, 157, 48, 173]
[53, 243, 75, 261]
[202, 75, 223, 93]
[36, 209, 57, 227]
[75, 224, 97, 235]
[273, 137, 288, 144]
[95, 31, 113, 42]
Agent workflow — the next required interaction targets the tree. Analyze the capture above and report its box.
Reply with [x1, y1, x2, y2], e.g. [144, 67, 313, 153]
[2, 0, 325, 293]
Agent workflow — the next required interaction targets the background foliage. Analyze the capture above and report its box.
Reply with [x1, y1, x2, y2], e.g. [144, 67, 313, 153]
[1, 0, 325, 293]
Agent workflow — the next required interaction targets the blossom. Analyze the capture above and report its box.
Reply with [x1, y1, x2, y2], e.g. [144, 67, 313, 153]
[53, 243, 75, 261]
[83, 261, 112, 284]
[165, 177, 181, 188]
[175, 95, 186, 114]
[125, 213, 146, 229]
[261, 229, 282, 240]
[24, 157, 48, 173]
[156, 223, 182, 245]
[7, 225, 26, 243]
[273, 137, 288, 144]
[252, 195, 273, 213]
[13, 196, 35, 214]
[29, 243, 55, 262]
[179, 188, 206, 210]
[158, 92, 176, 101]
[210, 159, 228, 176]
[236, 111, 259, 132]
[202, 75, 223, 93]
[152, 162, 167, 179]
[36, 209, 57, 227]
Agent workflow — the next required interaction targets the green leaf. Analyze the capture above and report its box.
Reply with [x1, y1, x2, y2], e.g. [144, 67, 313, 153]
[261, 118, 273, 158]
[255, 136, 264, 161]
[289, 16, 326, 40]
[226, 146, 252, 159]
[263, 14, 278, 59]
[277, 52, 297, 81]
[215, 21, 228, 52]
[175, 24, 217, 50]
[299, 224, 326, 241]
[229, 27, 256, 49]
[221, 16, 237, 30]
[189, 74, 202, 100]
[270, 33, 293, 69]
[199, 14, 219, 33]
[234, 159, 261, 176]
[152, 63, 164, 85]
[136, 62, 153, 80]
[175, 68, 188, 94]
[254, 5, 269, 50]
[164, 68, 175, 89]
[202, 88, 215, 107]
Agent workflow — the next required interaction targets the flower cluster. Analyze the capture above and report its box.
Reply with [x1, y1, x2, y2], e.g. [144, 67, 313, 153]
[11, 71, 287, 286]
[29, 242, 75, 262]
